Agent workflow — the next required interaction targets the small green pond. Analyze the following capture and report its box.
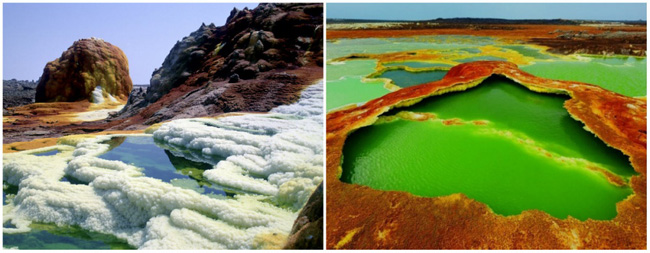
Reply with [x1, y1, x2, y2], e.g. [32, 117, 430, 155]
[97, 136, 226, 196]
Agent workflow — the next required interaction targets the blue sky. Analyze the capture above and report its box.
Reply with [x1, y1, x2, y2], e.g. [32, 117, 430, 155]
[3, 3, 258, 84]
[327, 3, 646, 21]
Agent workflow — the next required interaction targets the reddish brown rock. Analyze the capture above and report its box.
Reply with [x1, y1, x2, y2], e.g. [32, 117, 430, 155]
[35, 38, 133, 103]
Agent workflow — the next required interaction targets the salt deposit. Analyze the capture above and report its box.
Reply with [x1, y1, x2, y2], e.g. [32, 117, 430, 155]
[2, 80, 323, 249]
[153, 81, 324, 209]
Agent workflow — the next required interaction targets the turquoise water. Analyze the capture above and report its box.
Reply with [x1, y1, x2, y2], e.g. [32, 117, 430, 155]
[383, 61, 452, 68]
[378, 70, 448, 88]
[33, 150, 60, 156]
[457, 55, 507, 63]
[3, 223, 133, 249]
[501, 45, 557, 60]
[98, 136, 227, 196]
[4, 136, 232, 249]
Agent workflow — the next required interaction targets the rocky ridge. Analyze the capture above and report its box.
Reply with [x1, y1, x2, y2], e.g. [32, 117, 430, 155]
[3, 79, 37, 110]
[115, 3, 323, 123]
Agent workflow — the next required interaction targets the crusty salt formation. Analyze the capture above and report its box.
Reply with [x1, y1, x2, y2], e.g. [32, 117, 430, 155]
[153, 81, 323, 210]
[3, 81, 323, 249]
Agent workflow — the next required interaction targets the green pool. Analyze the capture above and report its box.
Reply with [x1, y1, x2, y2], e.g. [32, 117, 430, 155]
[522, 56, 647, 97]
[341, 77, 635, 221]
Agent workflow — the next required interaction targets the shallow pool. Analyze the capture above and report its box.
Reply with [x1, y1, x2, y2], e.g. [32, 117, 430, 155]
[341, 77, 635, 221]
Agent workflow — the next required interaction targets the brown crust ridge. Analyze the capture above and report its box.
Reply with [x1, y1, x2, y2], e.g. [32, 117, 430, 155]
[326, 61, 646, 249]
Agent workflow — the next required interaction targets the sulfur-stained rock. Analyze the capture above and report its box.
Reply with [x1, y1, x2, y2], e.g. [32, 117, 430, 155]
[35, 38, 132, 103]
[284, 183, 323, 249]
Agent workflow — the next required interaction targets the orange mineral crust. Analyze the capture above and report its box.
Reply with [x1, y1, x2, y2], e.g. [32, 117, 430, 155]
[326, 61, 646, 249]
[327, 24, 646, 56]
[2, 129, 145, 153]
[326, 24, 645, 40]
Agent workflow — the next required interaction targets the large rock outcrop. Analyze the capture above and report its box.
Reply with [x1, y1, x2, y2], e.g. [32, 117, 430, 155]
[3, 79, 37, 110]
[118, 3, 323, 119]
[35, 38, 133, 103]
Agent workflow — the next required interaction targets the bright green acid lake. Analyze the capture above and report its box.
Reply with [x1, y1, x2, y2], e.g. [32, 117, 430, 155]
[341, 77, 635, 221]
[522, 56, 647, 97]
[327, 60, 390, 110]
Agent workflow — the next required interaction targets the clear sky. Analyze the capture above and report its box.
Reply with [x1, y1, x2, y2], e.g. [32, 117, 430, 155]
[3, 3, 258, 84]
[327, 3, 647, 21]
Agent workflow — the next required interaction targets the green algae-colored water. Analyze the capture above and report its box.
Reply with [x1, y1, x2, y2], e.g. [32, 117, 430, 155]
[378, 70, 448, 88]
[341, 119, 632, 220]
[341, 77, 635, 221]
[407, 77, 636, 177]
[457, 55, 507, 63]
[3, 223, 133, 250]
[521, 56, 647, 97]
[327, 60, 390, 110]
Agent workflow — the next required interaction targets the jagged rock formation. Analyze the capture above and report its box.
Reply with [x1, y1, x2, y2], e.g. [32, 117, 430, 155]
[3, 79, 37, 110]
[116, 3, 323, 121]
[35, 38, 133, 103]
[3, 3, 323, 144]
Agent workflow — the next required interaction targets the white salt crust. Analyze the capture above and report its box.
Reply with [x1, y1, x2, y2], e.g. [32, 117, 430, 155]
[3, 80, 323, 249]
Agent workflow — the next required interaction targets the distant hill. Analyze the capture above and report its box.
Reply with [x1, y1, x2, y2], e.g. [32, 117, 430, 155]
[327, 18, 646, 25]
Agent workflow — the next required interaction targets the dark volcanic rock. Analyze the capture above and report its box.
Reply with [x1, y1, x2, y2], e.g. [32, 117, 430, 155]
[118, 3, 323, 117]
[3, 79, 37, 109]
[7, 3, 322, 143]
[35, 38, 133, 103]
[228, 73, 240, 83]
[284, 183, 323, 249]
[146, 23, 217, 103]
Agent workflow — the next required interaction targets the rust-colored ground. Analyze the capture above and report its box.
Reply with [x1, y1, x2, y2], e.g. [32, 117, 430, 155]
[327, 24, 644, 40]
[327, 24, 646, 56]
[3, 66, 322, 145]
[2, 129, 143, 153]
[3, 100, 124, 127]
[326, 61, 646, 249]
